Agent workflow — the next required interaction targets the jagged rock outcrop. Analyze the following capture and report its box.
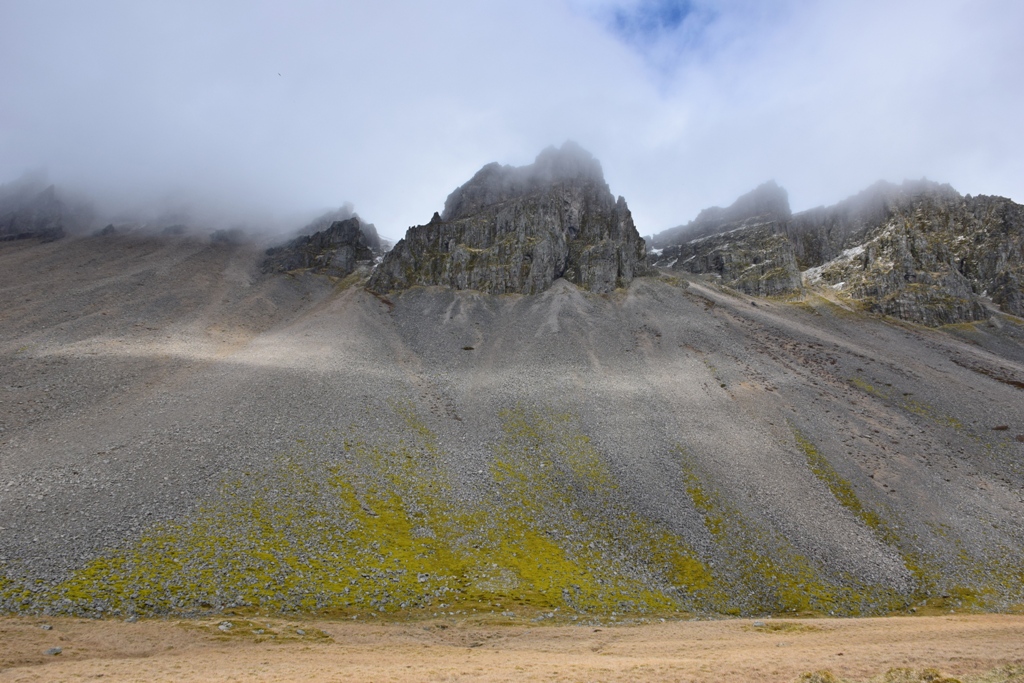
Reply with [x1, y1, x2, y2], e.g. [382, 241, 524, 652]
[667, 225, 802, 297]
[292, 204, 358, 237]
[650, 181, 791, 248]
[650, 181, 800, 296]
[784, 180, 913, 267]
[263, 216, 382, 278]
[367, 142, 647, 295]
[653, 179, 1024, 325]
[803, 184, 1023, 323]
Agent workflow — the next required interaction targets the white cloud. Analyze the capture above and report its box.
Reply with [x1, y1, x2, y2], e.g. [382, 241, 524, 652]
[1, 0, 1021, 240]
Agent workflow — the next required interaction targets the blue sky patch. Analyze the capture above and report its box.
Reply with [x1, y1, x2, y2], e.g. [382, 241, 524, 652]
[598, 0, 719, 76]
[611, 0, 696, 40]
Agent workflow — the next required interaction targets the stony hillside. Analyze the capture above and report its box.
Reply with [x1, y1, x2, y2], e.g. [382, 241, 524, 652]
[652, 181, 1024, 325]
[368, 142, 647, 295]
[2, 231, 1023, 620]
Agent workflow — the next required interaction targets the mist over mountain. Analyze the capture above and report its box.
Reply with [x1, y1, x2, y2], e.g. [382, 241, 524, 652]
[652, 179, 1024, 326]
[0, 173, 97, 242]
[369, 142, 646, 295]
[649, 181, 792, 248]
[262, 216, 384, 279]
[439, 141, 608, 222]
[0, 170, 383, 249]
[293, 204, 359, 237]
[3, 3, 1022, 248]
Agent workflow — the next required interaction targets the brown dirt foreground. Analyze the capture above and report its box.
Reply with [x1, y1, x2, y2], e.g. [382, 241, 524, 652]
[1, 614, 1022, 683]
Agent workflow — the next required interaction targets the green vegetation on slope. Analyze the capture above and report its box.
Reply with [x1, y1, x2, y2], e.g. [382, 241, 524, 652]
[677, 448, 904, 616]
[790, 424, 1024, 612]
[791, 425, 890, 540]
[2, 405, 1021, 618]
[847, 376, 962, 429]
[0, 406, 717, 618]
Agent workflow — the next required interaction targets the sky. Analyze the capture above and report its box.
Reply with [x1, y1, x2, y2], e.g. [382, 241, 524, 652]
[1, 0, 1022, 241]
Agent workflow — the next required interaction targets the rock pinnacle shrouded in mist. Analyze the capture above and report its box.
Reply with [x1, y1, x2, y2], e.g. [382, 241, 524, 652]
[650, 180, 791, 248]
[0, 177, 96, 242]
[262, 215, 382, 278]
[368, 142, 647, 295]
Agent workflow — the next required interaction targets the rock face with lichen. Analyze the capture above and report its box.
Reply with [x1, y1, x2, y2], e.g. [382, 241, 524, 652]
[367, 142, 647, 295]
[668, 225, 803, 297]
[652, 180, 1024, 325]
[796, 183, 1003, 324]
[262, 216, 382, 278]
[650, 180, 792, 249]
[650, 181, 800, 297]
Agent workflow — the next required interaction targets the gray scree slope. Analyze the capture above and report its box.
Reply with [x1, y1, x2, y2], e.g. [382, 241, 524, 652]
[2, 232, 1023, 616]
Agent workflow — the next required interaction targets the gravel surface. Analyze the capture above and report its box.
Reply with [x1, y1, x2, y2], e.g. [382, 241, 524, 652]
[1, 234, 1023, 617]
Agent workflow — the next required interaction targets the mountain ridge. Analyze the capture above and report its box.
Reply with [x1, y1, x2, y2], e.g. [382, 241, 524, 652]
[1, 153, 1023, 621]
[650, 180, 792, 248]
[368, 142, 647, 295]
[262, 215, 383, 279]
[652, 180, 1024, 325]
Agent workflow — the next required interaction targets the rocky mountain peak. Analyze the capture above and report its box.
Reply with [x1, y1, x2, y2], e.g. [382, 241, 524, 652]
[368, 143, 646, 295]
[691, 180, 791, 228]
[650, 180, 790, 249]
[441, 141, 606, 222]
[652, 178, 1024, 325]
[262, 216, 382, 278]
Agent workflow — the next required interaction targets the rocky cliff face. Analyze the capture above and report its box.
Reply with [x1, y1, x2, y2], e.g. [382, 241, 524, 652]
[367, 142, 647, 295]
[650, 180, 791, 248]
[653, 180, 1024, 325]
[263, 216, 382, 278]
[650, 181, 800, 296]
[666, 225, 802, 297]
[800, 184, 1023, 324]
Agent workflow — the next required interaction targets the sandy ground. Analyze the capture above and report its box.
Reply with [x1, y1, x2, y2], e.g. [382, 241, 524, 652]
[1, 614, 1022, 682]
